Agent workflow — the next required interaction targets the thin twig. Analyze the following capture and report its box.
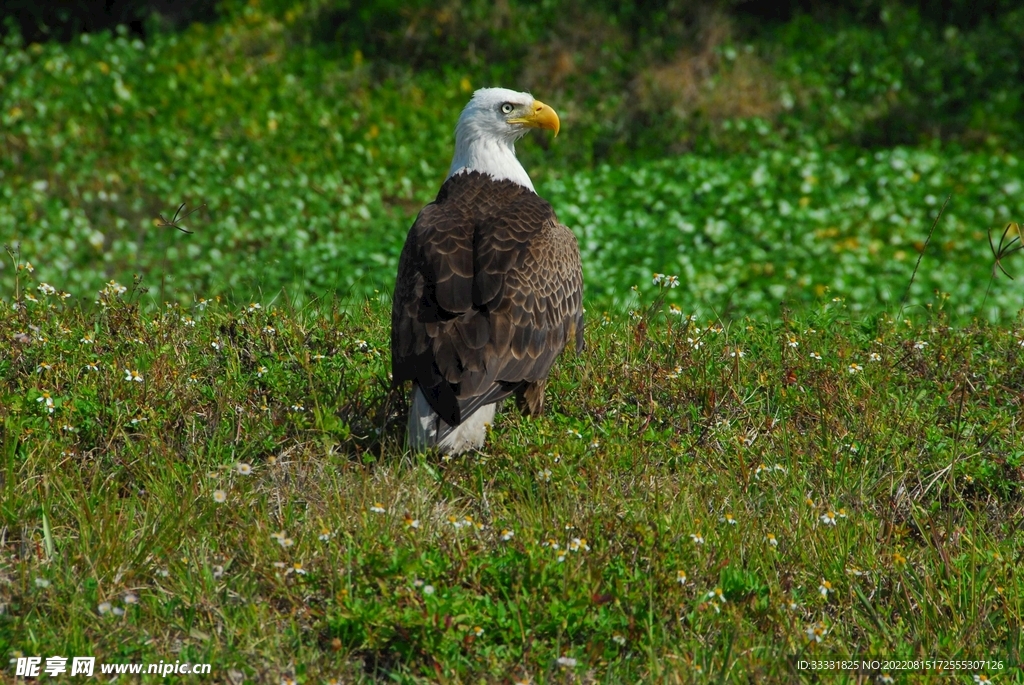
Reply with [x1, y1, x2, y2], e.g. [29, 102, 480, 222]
[156, 202, 205, 234]
[989, 223, 1022, 280]
[980, 222, 1022, 311]
[900, 193, 951, 310]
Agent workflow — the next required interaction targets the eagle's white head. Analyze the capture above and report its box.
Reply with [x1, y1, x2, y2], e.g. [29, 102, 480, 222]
[447, 87, 560, 192]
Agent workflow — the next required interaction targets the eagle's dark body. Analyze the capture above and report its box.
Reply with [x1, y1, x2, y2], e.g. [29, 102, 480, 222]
[391, 170, 584, 448]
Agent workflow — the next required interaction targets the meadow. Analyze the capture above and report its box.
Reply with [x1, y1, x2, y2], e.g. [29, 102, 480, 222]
[2, 15, 1024, 319]
[2, 2, 1024, 682]
[3, 268, 1022, 683]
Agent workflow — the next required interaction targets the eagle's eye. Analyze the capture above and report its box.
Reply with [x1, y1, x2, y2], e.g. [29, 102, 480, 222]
[500, 103, 514, 114]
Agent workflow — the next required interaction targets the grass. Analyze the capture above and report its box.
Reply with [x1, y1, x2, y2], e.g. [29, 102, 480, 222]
[3, 23, 1024, 320]
[3, 7, 1024, 682]
[2, 258, 1022, 682]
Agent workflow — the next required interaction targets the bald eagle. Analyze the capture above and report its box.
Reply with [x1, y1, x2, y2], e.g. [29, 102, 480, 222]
[391, 88, 584, 454]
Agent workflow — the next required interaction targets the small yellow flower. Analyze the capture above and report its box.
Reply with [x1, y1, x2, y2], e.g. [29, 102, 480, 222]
[568, 537, 589, 552]
[36, 391, 55, 414]
[806, 621, 827, 642]
[704, 587, 726, 610]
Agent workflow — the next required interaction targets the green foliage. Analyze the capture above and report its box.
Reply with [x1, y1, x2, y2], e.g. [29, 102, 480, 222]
[0, 23, 464, 301]
[3, 4, 1024, 680]
[552, 147, 1023, 318]
[2, 264, 1022, 681]
[224, 0, 713, 67]
[3, 20, 1024, 320]
[772, 5, 1024, 147]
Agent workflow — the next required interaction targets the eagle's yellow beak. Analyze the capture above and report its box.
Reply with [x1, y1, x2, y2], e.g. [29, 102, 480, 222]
[511, 100, 560, 137]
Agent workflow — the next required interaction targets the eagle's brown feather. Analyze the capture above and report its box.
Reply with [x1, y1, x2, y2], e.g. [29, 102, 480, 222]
[391, 170, 584, 428]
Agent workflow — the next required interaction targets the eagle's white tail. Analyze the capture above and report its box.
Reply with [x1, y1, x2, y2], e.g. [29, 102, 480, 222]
[407, 385, 496, 454]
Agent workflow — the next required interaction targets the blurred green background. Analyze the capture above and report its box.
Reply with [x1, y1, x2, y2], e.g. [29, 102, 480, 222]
[2, 0, 1023, 319]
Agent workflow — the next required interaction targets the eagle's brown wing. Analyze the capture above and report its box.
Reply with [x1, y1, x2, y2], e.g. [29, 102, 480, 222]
[391, 171, 584, 427]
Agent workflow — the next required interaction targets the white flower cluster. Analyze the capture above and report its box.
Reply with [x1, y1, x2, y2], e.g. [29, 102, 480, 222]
[652, 273, 680, 288]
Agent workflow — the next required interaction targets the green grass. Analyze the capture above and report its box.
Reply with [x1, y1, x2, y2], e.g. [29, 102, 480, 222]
[3, 23, 1024, 320]
[3, 7, 1024, 682]
[2, 261, 1022, 682]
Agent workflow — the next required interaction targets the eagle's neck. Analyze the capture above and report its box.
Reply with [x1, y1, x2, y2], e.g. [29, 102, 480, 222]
[447, 131, 535, 192]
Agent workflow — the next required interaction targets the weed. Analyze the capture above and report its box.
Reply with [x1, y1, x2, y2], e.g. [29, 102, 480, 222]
[1, 263, 1020, 681]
